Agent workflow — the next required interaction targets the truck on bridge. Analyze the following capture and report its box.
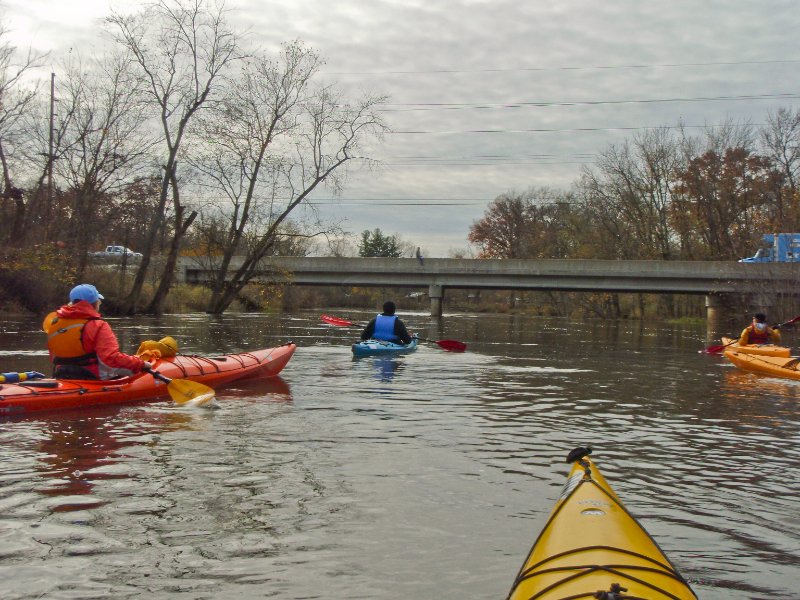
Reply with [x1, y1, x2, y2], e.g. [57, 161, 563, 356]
[739, 233, 800, 263]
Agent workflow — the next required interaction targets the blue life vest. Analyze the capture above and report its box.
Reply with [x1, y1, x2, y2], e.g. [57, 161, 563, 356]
[373, 314, 399, 341]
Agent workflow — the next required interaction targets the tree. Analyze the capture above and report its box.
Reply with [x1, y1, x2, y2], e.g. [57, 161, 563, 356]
[358, 228, 402, 257]
[187, 41, 387, 314]
[468, 193, 529, 258]
[761, 107, 800, 228]
[107, 0, 240, 315]
[189, 41, 322, 310]
[577, 128, 683, 260]
[0, 21, 47, 247]
[49, 52, 155, 278]
[468, 189, 576, 259]
[671, 147, 778, 260]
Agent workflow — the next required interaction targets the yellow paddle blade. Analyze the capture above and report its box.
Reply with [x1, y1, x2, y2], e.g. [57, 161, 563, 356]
[167, 379, 216, 406]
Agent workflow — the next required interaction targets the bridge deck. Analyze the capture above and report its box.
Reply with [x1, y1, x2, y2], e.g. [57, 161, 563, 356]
[177, 256, 799, 295]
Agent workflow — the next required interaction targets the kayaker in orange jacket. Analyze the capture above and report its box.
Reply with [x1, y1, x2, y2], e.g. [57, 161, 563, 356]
[43, 284, 153, 380]
[738, 312, 782, 346]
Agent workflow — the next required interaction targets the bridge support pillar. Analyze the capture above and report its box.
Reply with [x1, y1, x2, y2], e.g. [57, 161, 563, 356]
[429, 284, 443, 317]
[705, 293, 738, 341]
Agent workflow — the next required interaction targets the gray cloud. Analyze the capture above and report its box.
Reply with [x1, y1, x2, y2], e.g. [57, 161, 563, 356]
[6, 0, 800, 255]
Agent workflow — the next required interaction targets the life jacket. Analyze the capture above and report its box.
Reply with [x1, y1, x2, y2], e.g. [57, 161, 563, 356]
[748, 324, 771, 345]
[43, 312, 99, 367]
[373, 314, 399, 342]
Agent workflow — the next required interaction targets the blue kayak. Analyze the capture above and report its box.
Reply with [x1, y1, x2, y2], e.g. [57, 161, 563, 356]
[351, 337, 418, 357]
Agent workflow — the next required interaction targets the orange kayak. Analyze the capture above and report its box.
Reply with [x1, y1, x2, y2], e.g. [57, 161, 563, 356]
[724, 349, 800, 380]
[0, 343, 295, 416]
[720, 336, 790, 357]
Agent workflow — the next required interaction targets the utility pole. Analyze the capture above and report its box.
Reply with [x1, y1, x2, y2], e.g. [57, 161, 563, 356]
[47, 72, 54, 233]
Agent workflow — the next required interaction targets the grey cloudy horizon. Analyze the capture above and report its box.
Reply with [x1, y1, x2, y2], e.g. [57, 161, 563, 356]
[5, 0, 800, 256]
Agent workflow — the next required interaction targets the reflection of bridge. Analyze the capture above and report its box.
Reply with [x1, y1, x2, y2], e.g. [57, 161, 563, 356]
[177, 256, 800, 322]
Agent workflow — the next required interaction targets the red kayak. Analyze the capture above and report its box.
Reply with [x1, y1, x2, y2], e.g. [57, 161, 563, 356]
[0, 343, 296, 415]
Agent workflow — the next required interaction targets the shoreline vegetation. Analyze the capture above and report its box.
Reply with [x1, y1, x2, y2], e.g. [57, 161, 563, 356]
[0, 259, 726, 324]
[1, 248, 794, 325]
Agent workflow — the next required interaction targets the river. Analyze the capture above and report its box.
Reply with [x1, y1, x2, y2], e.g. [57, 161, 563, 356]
[1, 311, 798, 599]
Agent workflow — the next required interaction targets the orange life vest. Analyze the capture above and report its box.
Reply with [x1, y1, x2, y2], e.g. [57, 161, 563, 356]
[43, 312, 99, 366]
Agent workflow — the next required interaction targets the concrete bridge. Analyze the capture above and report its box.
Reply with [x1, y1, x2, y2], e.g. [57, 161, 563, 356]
[176, 256, 800, 325]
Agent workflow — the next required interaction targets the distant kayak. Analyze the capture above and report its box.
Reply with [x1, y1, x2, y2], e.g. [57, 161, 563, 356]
[720, 336, 791, 357]
[351, 337, 417, 357]
[506, 447, 697, 600]
[724, 349, 800, 380]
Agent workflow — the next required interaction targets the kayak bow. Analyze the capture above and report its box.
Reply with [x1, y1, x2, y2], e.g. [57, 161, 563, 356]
[507, 447, 697, 600]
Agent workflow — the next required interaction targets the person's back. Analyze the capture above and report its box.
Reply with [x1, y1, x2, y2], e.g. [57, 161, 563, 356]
[361, 300, 412, 345]
[44, 284, 152, 380]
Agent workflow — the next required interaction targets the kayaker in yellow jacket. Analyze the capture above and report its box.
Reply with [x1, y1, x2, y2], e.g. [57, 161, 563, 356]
[739, 312, 781, 346]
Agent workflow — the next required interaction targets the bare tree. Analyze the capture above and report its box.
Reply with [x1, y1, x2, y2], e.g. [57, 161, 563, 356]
[578, 128, 682, 260]
[189, 41, 388, 314]
[106, 0, 240, 315]
[762, 107, 800, 191]
[50, 52, 156, 277]
[760, 107, 800, 227]
[0, 22, 47, 246]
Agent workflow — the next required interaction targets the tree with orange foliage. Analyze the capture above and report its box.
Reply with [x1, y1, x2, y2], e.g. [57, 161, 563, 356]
[671, 147, 780, 260]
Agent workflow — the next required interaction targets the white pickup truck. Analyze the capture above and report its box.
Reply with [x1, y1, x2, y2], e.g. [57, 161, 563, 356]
[90, 245, 143, 259]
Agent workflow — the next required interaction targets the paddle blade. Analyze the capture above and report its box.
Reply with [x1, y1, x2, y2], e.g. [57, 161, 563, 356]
[321, 314, 355, 327]
[704, 344, 727, 354]
[436, 339, 467, 352]
[167, 379, 216, 406]
[778, 315, 800, 328]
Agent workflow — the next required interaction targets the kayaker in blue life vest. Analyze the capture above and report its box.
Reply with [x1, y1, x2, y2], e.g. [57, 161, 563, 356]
[738, 312, 782, 345]
[361, 301, 413, 344]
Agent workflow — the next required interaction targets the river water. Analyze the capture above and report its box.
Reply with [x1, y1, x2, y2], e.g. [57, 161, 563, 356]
[1, 311, 798, 599]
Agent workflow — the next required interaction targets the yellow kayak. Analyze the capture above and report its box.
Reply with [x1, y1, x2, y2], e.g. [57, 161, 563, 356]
[724, 349, 800, 380]
[720, 336, 790, 358]
[507, 448, 697, 600]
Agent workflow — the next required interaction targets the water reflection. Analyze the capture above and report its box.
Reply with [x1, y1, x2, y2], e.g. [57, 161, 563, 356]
[32, 408, 200, 512]
[721, 368, 800, 397]
[352, 356, 405, 382]
[217, 375, 292, 401]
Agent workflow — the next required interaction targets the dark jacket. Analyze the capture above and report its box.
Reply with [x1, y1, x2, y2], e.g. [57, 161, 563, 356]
[361, 313, 412, 344]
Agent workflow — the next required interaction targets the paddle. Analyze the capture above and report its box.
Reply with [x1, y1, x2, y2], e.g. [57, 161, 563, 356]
[320, 314, 467, 352]
[415, 336, 467, 352]
[143, 366, 216, 405]
[703, 315, 800, 354]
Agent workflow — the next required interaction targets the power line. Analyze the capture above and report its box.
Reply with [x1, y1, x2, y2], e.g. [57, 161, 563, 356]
[308, 201, 488, 206]
[305, 197, 572, 206]
[379, 92, 800, 112]
[325, 58, 800, 76]
[390, 123, 767, 135]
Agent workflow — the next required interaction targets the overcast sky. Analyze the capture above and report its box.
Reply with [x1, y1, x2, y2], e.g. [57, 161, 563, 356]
[4, 0, 800, 256]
